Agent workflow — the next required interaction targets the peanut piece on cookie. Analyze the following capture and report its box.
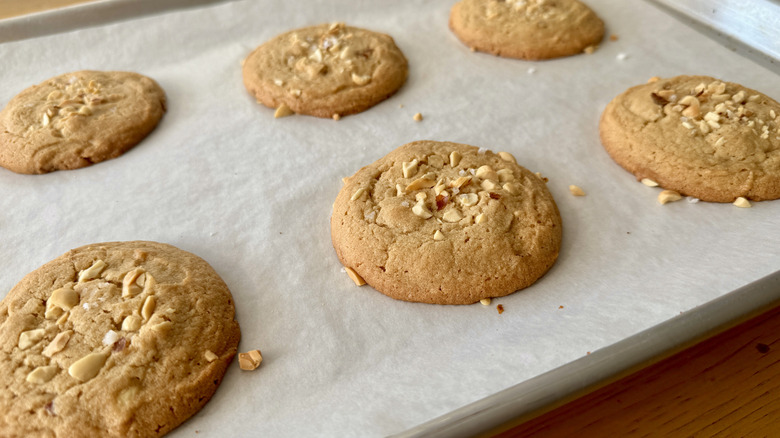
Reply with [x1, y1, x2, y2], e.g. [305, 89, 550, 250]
[331, 141, 561, 304]
[243, 24, 408, 119]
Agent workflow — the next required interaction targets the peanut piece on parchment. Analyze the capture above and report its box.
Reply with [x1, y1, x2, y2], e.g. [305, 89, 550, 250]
[238, 350, 263, 370]
[569, 185, 586, 196]
[658, 190, 682, 205]
[345, 267, 366, 286]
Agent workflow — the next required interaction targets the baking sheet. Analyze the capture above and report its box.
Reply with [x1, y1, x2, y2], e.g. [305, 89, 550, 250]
[1, 0, 779, 436]
[651, 0, 780, 62]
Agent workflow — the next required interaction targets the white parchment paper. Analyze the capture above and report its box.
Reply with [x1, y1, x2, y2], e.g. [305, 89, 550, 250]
[1, 0, 779, 436]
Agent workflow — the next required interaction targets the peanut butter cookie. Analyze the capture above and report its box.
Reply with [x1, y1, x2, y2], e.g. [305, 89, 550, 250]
[600, 75, 780, 202]
[0, 71, 166, 174]
[0, 241, 240, 437]
[331, 140, 562, 305]
[242, 22, 408, 118]
[449, 0, 604, 60]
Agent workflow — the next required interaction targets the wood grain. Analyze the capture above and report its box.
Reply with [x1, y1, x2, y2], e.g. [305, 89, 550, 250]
[493, 304, 780, 437]
[0, 0, 95, 20]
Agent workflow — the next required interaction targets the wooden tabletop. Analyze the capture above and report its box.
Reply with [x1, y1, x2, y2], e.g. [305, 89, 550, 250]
[0, 0, 94, 19]
[2, 1, 779, 436]
[491, 303, 780, 437]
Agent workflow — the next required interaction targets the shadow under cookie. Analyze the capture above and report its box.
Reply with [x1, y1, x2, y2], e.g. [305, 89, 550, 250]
[242, 22, 408, 119]
[0, 241, 240, 436]
[600, 75, 780, 202]
[0, 70, 166, 175]
[331, 140, 562, 305]
[449, 0, 605, 60]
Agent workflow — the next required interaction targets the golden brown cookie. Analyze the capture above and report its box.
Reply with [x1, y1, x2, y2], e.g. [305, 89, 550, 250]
[331, 140, 562, 305]
[0, 71, 166, 174]
[600, 75, 780, 202]
[0, 241, 240, 437]
[449, 0, 605, 60]
[242, 22, 408, 118]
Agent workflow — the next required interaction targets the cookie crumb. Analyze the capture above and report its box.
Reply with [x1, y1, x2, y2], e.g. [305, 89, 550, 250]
[609, 34, 619, 41]
[497, 304, 504, 314]
[332, 113, 341, 121]
[569, 185, 586, 196]
[641, 178, 659, 187]
[647, 76, 660, 83]
[658, 190, 682, 205]
[558, 305, 564, 309]
[238, 350, 263, 371]
[480, 298, 491, 306]
[535, 172, 549, 183]
[413, 112, 423, 122]
[583, 45, 597, 54]
[399, 104, 404, 108]
[733, 197, 751, 208]
[345, 267, 367, 286]
[616, 52, 628, 61]
[274, 103, 294, 118]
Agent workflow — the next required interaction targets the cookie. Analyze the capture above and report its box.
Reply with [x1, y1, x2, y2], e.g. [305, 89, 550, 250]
[242, 22, 408, 118]
[0, 241, 240, 437]
[449, 0, 604, 60]
[0, 71, 166, 175]
[600, 75, 780, 202]
[331, 140, 562, 305]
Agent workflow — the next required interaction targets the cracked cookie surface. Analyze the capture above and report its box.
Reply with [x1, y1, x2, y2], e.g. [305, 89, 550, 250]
[0, 71, 166, 174]
[0, 241, 240, 437]
[331, 140, 562, 305]
[449, 0, 604, 60]
[242, 22, 408, 118]
[600, 75, 780, 202]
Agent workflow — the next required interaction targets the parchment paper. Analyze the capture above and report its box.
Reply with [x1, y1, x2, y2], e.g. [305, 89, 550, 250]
[1, 0, 779, 436]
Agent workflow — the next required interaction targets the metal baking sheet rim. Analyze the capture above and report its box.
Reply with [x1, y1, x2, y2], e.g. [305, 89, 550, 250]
[396, 270, 780, 438]
[401, 1, 780, 434]
[2, 1, 779, 437]
[649, 0, 780, 63]
[0, 0, 233, 43]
